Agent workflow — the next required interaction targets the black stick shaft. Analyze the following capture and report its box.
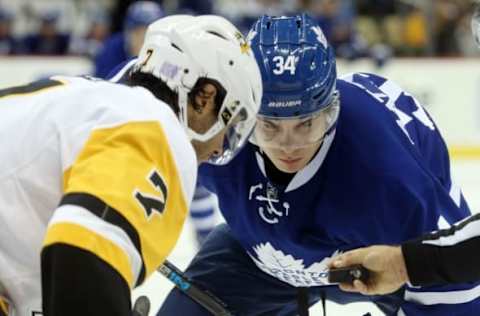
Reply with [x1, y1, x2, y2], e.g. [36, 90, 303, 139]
[158, 260, 233, 316]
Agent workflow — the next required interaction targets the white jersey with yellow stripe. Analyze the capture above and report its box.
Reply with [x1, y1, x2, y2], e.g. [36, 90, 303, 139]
[0, 76, 196, 314]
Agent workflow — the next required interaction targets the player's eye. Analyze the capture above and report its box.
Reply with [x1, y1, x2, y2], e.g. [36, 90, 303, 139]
[261, 120, 277, 131]
[297, 119, 312, 131]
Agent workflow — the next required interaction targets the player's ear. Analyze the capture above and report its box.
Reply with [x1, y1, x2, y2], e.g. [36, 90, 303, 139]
[188, 78, 226, 116]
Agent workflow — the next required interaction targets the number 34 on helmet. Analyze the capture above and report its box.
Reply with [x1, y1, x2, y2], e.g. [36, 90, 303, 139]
[248, 14, 339, 150]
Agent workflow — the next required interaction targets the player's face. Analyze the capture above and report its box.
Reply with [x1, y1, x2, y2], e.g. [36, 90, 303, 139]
[256, 115, 327, 173]
[188, 83, 226, 163]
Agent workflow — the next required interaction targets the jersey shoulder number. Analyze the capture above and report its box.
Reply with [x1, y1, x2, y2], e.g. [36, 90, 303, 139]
[342, 73, 434, 144]
[134, 169, 168, 219]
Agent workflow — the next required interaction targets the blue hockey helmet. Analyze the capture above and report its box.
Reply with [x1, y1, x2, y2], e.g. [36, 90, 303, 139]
[124, 1, 164, 30]
[248, 13, 337, 119]
[249, 14, 339, 149]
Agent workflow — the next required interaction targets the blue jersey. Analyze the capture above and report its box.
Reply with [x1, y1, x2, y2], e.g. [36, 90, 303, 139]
[199, 73, 476, 314]
[94, 33, 131, 78]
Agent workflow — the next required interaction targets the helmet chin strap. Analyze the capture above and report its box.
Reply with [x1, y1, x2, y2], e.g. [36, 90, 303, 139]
[177, 86, 191, 139]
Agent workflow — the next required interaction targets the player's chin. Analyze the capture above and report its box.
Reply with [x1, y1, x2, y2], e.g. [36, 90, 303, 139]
[196, 153, 211, 165]
[275, 159, 306, 173]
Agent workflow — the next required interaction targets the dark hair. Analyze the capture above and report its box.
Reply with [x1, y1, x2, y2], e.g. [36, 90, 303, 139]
[126, 71, 226, 116]
[126, 71, 179, 114]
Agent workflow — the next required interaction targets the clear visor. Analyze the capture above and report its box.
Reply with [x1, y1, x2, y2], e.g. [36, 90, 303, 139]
[207, 107, 255, 165]
[253, 93, 339, 149]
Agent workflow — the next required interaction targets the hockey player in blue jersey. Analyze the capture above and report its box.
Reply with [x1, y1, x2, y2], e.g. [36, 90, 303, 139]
[156, 14, 480, 316]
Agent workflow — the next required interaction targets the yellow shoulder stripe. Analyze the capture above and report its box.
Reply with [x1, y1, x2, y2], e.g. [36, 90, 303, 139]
[44, 222, 134, 287]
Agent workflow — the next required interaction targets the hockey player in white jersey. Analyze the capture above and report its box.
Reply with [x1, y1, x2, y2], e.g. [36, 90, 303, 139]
[0, 15, 261, 316]
[107, 16, 225, 248]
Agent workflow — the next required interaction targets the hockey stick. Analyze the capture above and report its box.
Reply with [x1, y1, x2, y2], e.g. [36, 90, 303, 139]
[151, 262, 368, 316]
[157, 260, 233, 316]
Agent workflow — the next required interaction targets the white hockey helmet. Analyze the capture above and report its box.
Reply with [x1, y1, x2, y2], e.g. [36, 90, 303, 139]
[134, 15, 262, 165]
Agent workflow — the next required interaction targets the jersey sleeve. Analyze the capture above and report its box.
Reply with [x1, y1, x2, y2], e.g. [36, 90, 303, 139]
[392, 85, 471, 223]
[398, 214, 480, 315]
[402, 213, 480, 286]
[344, 72, 470, 223]
[41, 120, 195, 314]
[398, 279, 480, 316]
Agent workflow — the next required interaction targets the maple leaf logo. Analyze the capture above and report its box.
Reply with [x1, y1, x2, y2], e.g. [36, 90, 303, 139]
[249, 242, 342, 287]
